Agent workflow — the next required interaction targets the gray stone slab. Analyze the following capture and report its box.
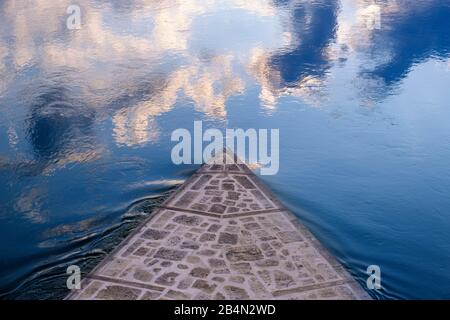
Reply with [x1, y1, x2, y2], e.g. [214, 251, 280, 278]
[67, 150, 371, 300]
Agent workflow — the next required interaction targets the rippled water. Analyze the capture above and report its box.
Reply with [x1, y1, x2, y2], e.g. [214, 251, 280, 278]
[1, 0, 450, 300]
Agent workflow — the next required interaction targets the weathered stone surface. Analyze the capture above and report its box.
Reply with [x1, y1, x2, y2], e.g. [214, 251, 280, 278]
[134, 247, 149, 256]
[226, 164, 239, 171]
[68, 150, 370, 301]
[186, 256, 201, 264]
[207, 224, 222, 232]
[141, 229, 169, 240]
[218, 232, 238, 245]
[79, 281, 102, 299]
[227, 207, 239, 213]
[214, 292, 226, 300]
[122, 239, 144, 257]
[154, 248, 187, 261]
[193, 280, 217, 294]
[181, 240, 200, 250]
[234, 176, 256, 189]
[173, 215, 202, 226]
[165, 290, 191, 300]
[198, 249, 217, 256]
[140, 291, 162, 300]
[227, 192, 240, 201]
[224, 285, 250, 300]
[155, 272, 179, 286]
[258, 270, 271, 286]
[177, 277, 194, 290]
[133, 269, 153, 282]
[209, 204, 226, 214]
[255, 259, 279, 267]
[199, 233, 216, 242]
[230, 262, 252, 275]
[244, 223, 261, 230]
[225, 246, 264, 262]
[213, 268, 231, 275]
[96, 285, 141, 300]
[212, 277, 225, 282]
[192, 175, 212, 190]
[274, 270, 296, 289]
[277, 231, 303, 243]
[222, 183, 235, 191]
[230, 275, 245, 284]
[209, 258, 227, 268]
[166, 236, 182, 246]
[191, 204, 208, 211]
[190, 267, 210, 278]
[174, 191, 200, 207]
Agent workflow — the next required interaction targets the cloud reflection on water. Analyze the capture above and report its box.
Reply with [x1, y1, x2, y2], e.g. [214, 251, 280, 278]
[1, 0, 450, 300]
[1, 0, 450, 225]
[1, 0, 449, 152]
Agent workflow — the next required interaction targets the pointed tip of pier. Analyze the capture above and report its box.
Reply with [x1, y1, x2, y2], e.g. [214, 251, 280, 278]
[67, 152, 370, 300]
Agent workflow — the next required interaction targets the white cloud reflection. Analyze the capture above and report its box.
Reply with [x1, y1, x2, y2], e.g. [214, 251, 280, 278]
[0, 0, 447, 148]
[0, 0, 288, 147]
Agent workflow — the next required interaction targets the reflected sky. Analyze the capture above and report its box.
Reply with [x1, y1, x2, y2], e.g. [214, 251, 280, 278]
[1, 0, 450, 299]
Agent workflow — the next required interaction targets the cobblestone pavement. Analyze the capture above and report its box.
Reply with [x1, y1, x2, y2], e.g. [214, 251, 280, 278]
[67, 152, 370, 300]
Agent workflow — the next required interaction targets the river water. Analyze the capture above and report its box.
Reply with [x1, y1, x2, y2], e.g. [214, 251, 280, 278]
[1, 0, 450, 299]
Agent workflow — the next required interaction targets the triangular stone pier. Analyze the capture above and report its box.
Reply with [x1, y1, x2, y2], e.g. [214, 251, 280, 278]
[67, 151, 370, 300]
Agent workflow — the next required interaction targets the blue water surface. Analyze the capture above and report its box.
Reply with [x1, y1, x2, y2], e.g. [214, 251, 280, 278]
[0, 0, 450, 299]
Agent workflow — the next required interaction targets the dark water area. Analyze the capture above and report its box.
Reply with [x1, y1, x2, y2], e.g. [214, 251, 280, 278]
[1, 0, 450, 299]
